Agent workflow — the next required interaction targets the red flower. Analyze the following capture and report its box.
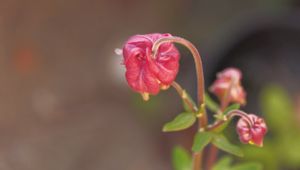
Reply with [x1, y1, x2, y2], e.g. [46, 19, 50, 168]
[122, 33, 180, 100]
[210, 68, 246, 105]
[236, 114, 267, 147]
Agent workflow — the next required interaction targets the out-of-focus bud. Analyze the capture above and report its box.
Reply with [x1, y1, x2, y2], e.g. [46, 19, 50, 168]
[236, 114, 267, 147]
[122, 33, 180, 100]
[210, 68, 246, 105]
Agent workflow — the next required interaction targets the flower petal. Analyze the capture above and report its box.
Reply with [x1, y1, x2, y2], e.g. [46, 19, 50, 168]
[122, 33, 180, 96]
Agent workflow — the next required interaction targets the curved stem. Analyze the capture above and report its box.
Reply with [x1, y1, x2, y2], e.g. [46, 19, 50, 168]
[207, 110, 253, 131]
[227, 110, 253, 125]
[152, 36, 207, 170]
[152, 36, 205, 106]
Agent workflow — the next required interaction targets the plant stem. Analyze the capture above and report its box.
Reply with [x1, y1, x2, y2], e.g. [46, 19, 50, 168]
[171, 81, 198, 113]
[206, 146, 219, 170]
[206, 79, 235, 170]
[152, 37, 205, 105]
[193, 152, 202, 170]
[205, 102, 227, 170]
[227, 110, 253, 125]
[153, 36, 207, 170]
[207, 110, 253, 131]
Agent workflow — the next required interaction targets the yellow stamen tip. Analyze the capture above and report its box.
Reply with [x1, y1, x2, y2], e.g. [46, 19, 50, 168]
[248, 140, 263, 147]
[248, 140, 254, 145]
[141, 93, 150, 101]
[160, 84, 170, 90]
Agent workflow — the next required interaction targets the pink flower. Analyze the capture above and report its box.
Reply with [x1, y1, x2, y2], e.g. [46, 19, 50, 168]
[122, 33, 180, 100]
[210, 68, 246, 105]
[236, 114, 267, 147]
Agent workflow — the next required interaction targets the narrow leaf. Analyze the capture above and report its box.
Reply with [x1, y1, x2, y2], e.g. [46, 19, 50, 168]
[212, 134, 244, 157]
[172, 146, 192, 170]
[212, 156, 233, 170]
[223, 104, 240, 115]
[211, 121, 230, 133]
[192, 132, 213, 152]
[163, 112, 196, 132]
[205, 93, 220, 113]
[231, 162, 263, 170]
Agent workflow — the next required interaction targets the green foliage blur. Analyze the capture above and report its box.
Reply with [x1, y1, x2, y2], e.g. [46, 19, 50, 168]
[213, 156, 262, 170]
[240, 84, 300, 170]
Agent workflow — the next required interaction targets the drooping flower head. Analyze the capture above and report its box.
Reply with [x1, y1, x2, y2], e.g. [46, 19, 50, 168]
[236, 114, 267, 147]
[122, 33, 180, 100]
[210, 67, 246, 105]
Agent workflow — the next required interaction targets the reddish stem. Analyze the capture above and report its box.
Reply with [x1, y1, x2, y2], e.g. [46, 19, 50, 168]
[152, 36, 205, 105]
[206, 99, 227, 170]
[206, 146, 219, 170]
[152, 36, 207, 170]
[206, 78, 236, 170]
[207, 110, 253, 131]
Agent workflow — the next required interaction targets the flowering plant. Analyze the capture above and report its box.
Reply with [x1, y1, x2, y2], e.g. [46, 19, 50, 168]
[117, 33, 267, 170]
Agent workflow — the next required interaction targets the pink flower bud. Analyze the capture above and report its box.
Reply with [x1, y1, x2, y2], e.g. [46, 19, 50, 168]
[236, 114, 267, 147]
[210, 68, 246, 105]
[122, 33, 180, 100]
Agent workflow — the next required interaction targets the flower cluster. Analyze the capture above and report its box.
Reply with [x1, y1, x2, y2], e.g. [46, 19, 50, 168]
[120, 33, 267, 148]
[210, 68, 267, 147]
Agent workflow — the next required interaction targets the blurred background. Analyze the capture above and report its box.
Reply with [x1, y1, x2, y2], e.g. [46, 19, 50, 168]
[0, 0, 300, 169]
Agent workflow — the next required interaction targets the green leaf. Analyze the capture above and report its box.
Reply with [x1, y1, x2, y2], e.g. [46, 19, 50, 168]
[163, 112, 196, 132]
[205, 93, 220, 113]
[192, 132, 213, 152]
[212, 134, 244, 157]
[182, 91, 197, 113]
[231, 162, 263, 170]
[172, 146, 192, 170]
[223, 104, 240, 115]
[211, 121, 231, 133]
[212, 156, 233, 170]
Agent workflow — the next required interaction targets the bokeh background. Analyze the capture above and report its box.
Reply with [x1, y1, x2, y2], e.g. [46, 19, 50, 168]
[0, 0, 300, 169]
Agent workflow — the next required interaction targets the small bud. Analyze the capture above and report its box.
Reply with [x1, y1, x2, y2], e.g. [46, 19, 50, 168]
[236, 114, 267, 147]
[210, 68, 246, 105]
[122, 33, 180, 100]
